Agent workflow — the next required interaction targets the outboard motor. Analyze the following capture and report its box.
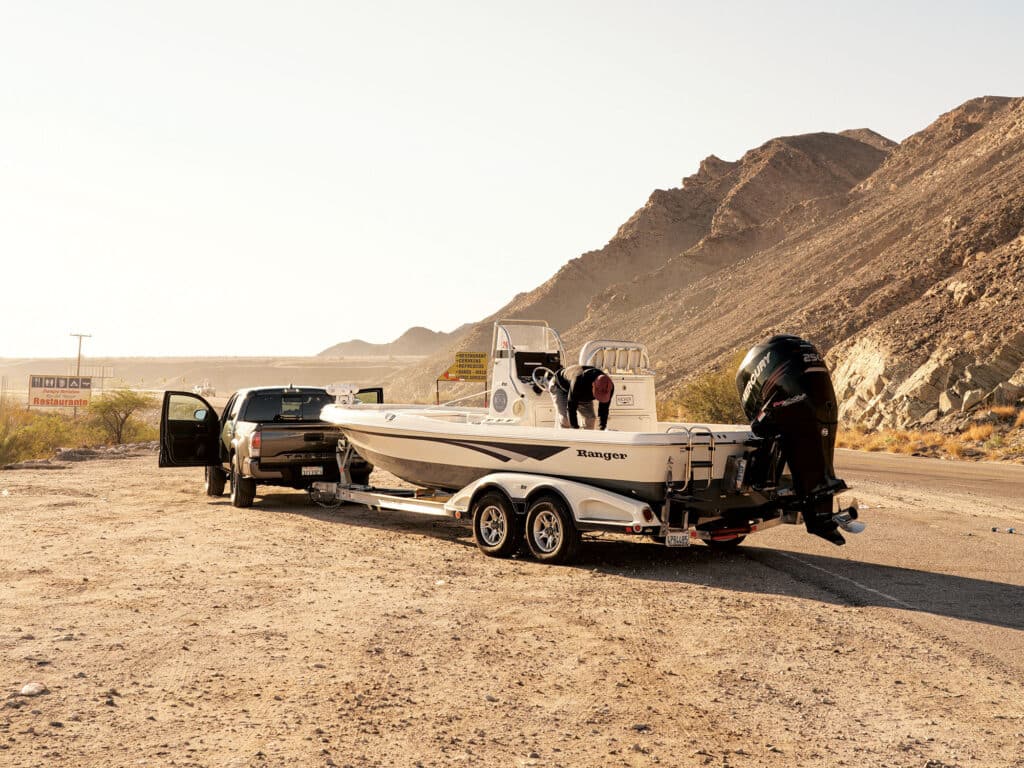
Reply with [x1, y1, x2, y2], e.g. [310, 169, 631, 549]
[736, 335, 849, 544]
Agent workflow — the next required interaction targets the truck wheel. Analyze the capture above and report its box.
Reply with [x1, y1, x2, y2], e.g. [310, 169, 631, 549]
[204, 466, 227, 497]
[525, 495, 579, 564]
[229, 462, 256, 508]
[471, 491, 521, 558]
[704, 535, 746, 550]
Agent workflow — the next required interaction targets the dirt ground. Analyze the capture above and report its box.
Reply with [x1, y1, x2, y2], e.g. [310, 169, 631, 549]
[1, 450, 1022, 767]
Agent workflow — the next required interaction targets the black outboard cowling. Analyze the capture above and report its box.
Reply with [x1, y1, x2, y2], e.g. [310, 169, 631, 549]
[736, 335, 848, 544]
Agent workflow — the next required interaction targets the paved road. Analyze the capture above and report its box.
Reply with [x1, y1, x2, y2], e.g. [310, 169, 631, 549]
[836, 447, 1024, 501]
[732, 448, 1024, 681]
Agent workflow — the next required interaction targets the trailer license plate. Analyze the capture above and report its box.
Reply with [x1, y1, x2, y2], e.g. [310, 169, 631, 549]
[665, 531, 690, 547]
[301, 466, 323, 476]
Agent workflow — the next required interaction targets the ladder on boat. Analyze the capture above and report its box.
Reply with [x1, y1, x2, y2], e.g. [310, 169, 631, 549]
[660, 425, 717, 537]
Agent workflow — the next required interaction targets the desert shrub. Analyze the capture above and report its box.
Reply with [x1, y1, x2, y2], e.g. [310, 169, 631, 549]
[986, 434, 1006, 450]
[17, 411, 97, 458]
[944, 437, 966, 458]
[0, 399, 28, 465]
[0, 398, 97, 464]
[88, 390, 158, 445]
[664, 352, 747, 424]
[964, 423, 995, 442]
[989, 405, 1018, 421]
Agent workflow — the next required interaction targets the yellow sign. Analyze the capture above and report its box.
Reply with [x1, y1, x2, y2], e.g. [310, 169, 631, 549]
[440, 352, 488, 382]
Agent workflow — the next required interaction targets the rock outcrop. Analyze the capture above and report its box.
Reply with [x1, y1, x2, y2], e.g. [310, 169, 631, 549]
[383, 96, 1024, 428]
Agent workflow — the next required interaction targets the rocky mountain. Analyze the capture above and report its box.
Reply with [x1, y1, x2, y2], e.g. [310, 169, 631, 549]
[387, 96, 1024, 429]
[319, 325, 470, 358]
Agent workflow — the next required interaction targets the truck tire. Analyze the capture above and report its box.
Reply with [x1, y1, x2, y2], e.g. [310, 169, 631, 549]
[204, 466, 227, 497]
[471, 491, 521, 558]
[229, 462, 256, 508]
[524, 494, 579, 564]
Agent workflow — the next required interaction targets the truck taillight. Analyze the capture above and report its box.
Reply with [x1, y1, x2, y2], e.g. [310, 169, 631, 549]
[250, 430, 261, 457]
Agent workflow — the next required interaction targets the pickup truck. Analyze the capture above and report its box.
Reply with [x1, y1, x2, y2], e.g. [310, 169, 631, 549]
[158, 385, 382, 507]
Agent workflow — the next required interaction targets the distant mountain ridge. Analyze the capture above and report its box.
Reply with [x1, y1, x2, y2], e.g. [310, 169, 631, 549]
[319, 325, 471, 358]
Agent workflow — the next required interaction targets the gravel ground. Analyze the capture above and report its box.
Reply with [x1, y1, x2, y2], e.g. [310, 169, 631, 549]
[1, 451, 1022, 767]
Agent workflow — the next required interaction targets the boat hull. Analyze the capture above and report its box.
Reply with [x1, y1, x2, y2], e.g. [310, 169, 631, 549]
[322, 405, 754, 505]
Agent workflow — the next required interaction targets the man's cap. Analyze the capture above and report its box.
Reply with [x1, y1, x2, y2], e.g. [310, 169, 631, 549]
[592, 374, 613, 403]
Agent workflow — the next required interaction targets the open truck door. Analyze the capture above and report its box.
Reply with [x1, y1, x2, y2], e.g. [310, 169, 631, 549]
[159, 391, 221, 468]
[356, 387, 383, 404]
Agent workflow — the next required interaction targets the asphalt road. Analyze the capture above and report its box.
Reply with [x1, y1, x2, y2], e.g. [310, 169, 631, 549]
[836, 446, 1024, 501]
[732, 448, 1024, 682]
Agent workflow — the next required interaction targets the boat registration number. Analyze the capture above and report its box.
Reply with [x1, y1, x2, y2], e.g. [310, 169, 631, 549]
[301, 466, 324, 476]
[665, 531, 690, 547]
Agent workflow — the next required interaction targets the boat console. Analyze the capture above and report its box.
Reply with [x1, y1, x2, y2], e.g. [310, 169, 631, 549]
[486, 320, 659, 430]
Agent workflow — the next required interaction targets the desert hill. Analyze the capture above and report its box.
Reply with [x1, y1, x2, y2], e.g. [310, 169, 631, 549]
[386, 127, 894, 400]
[386, 96, 1024, 429]
[318, 325, 469, 358]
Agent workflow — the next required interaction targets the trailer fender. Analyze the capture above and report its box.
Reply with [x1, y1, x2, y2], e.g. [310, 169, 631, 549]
[446, 473, 653, 529]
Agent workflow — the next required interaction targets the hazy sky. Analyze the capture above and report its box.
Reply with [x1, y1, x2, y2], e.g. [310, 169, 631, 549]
[2, 1, 1022, 358]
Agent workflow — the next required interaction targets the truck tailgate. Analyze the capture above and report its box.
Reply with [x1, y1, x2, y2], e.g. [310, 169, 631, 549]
[257, 423, 342, 462]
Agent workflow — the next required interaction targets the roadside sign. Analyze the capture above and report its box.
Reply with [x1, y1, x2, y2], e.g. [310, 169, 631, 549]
[28, 374, 93, 408]
[439, 352, 488, 382]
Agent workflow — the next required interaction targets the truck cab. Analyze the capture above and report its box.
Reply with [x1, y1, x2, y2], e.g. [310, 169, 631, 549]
[159, 385, 382, 507]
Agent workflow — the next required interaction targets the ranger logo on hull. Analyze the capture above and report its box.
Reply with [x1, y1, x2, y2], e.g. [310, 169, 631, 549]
[577, 449, 627, 460]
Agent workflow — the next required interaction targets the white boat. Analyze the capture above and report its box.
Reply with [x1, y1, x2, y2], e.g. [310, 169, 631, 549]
[321, 319, 857, 546]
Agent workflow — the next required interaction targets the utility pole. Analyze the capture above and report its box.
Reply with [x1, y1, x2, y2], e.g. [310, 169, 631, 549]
[70, 333, 91, 417]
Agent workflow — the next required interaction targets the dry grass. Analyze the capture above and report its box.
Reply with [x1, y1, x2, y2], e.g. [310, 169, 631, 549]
[839, 415, 1024, 463]
[964, 423, 994, 442]
[838, 427, 947, 455]
[989, 405, 1018, 421]
[943, 437, 966, 458]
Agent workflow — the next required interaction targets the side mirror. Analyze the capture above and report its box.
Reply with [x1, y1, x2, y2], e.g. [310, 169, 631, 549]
[194, 408, 208, 421]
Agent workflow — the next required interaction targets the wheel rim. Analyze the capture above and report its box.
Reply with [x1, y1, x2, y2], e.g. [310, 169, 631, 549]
[531, 508, 561, 553]
[478, 504, 506, 546]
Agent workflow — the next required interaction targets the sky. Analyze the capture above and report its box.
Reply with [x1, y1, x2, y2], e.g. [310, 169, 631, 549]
[2, 1, 1023, 358]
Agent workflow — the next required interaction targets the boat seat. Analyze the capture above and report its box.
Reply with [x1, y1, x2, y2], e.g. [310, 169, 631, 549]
[579, 341, 652, 374]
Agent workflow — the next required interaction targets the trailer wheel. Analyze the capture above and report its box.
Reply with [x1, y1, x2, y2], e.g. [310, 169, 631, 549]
[704, 535, 746, 550]
[525, 495, 579, 564]
[204, 466, 226, 497]
[471, 491, 521, 558]
[229, 462, 256, 508]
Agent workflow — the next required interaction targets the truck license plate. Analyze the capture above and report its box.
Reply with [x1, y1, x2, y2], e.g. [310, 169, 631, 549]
[301, 466, 323, 476]
[665, 531, 690, 547]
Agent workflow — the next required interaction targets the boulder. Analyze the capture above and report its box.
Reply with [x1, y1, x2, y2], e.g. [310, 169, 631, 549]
[961, 389, 985, 412]
[939, 390, 962, 414]
[992, 382, 1023, 405]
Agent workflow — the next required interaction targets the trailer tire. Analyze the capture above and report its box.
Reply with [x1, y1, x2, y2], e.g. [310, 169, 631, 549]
[229, 462, 256, 508]
[525, 494, 579, 564]
[704, 535, 746, 550]
[204, 466, 227, 497]
[471, 491, 521, 558]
